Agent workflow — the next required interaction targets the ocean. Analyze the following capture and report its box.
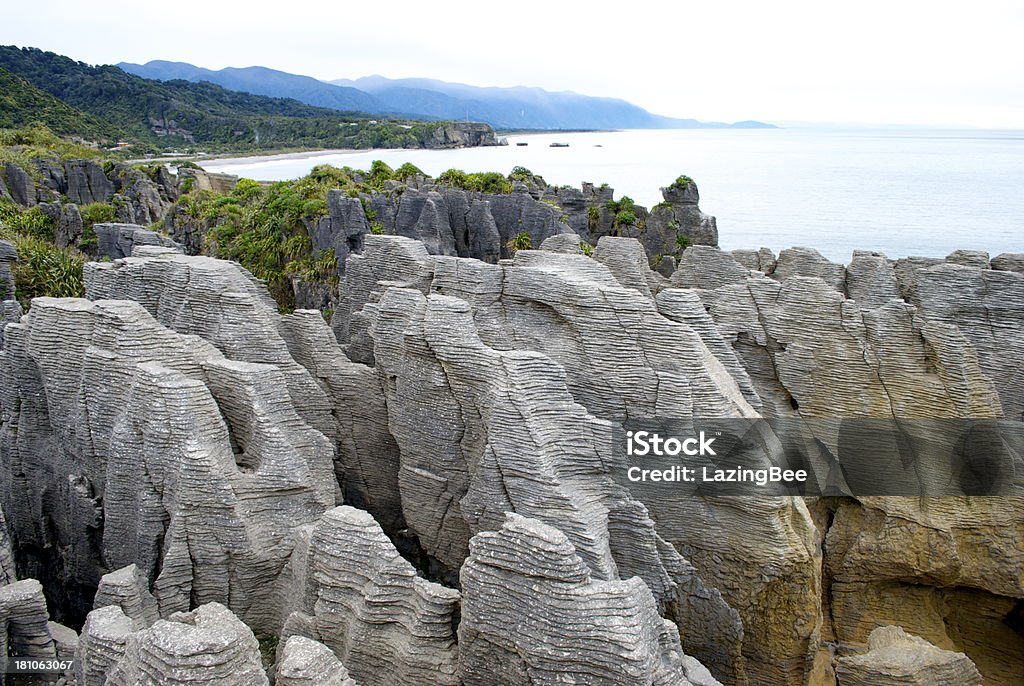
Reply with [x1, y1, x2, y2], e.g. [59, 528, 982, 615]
[198, 128, 1023, 263]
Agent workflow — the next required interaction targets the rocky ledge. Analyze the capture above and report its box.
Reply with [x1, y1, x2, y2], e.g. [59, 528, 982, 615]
[0, 177, 1021, 685]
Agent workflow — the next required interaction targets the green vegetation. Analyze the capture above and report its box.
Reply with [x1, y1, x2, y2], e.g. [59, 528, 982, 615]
[676, 234, 692, 250]
[508, 166, 534, 182]
[0, 204, 87, 308]
[0, 68, 117, 141]
[0, 124, 106, 180]
[587, 206, 600, 230]
[79, 202, 117, 250]
[506, 231, 532, 254]
[0, 200, 55, 241]
[605, 196, 638, 228]
[394, 162, 425, 182]
[437, 169, 513, 194]
[579, 240, 594, 257]
[0, 46, 483, 155]
[185, 171, 357, 308]
[670, 175, 694, 189]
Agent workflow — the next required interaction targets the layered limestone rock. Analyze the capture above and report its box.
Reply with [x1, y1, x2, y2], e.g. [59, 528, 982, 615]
[2, 163, 35, 207]
[991, 252, 1024, 272]
[359, 186, 572, 266]
[690, 259, 1023, 684]
[0, 507, 14, 586]
[0, 579, 58, 667]
[459, 513, 707, 686]
[835, 625, 983, 686]
[0, 295, 335, 631]
[3, 159, 180, 227]
[276, 635, 358, 686]
[906, 261, 1024, 420]
[669, 246, 753, 290]
[331, 236, 848, 683]
[103, 602, 269, 686]
[643, 179, 719, 259]
[92, 564, 160, 629]
[772, 247, 846, 291]
[93, 222, 182, 260]
[84, 250, 336, 439]
[592, 235, 666, 298]
[76, 605, 134, 686]
[0, 241, 15, 301]
[278, 506, 459, 686]
[0, 242, 18, 348]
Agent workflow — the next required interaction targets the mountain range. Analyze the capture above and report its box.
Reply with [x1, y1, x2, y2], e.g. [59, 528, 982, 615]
[0, 46, 494, 153]
[119, 60, 774, 131]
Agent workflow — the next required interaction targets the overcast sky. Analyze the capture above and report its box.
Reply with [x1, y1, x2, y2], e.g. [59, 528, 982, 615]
[4, 0, 1023, 128]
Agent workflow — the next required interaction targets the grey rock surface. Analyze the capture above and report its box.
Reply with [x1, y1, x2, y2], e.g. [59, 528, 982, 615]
[909, 262, 1024, 420]
[75, 605, 134, 686]
[92, 222, 182, 260]
[0, 300, 20, 350]
[836, 625, 983, 686]
[0, 579, 58, 673]
[2, 163, 35, 207]
[279, 506, 459, 686]
[0, 295, 335, 631]
[358, 245, 748, 679]
[55, 202, 84, 248]
[0, 241, 15, 301]
[944, 248, 989, 269]
[105, 602, 269, 686]
[0, 507, 14, 586]
[592, 235, 665, 297]
[669, 246, 751, 290]
[991, 252, 1024, 272]
[64, 159, 114, 206]
[276, 635, 358, 686]
[459, 513, 699, 686]
[845, 250, 900, 308]
[772, 247, 846, 291]
[691, 265, 1022, 684]
[92, 565, 160, 630]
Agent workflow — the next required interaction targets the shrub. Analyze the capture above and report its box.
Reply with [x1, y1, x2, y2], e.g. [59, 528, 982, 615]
[437, 169, 512, 194]
[587, 206, 600, 230]
[671, 175, 694, 189]
[579, 241, 594, 257]
[308, 164, 351, 187]
[614, 209, 637, 227]
[80, 202, 116, 227]
[394, 162, 424, 182]
[231, 178, 263, 201]
[367, 160, 395, 189]
[506, 231, 532, 254]
[0, 230, 86, 307]
[508, 166, 533, 182]
[676, 234, 692, 250]
[437, 168, 469, 188]
[370, 222, 384, 235]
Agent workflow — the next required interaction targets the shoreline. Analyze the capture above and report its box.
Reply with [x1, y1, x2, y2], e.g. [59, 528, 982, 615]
[130, 130, 617, 166]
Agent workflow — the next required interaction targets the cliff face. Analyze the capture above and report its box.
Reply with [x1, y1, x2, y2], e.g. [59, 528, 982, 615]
[1, 158, 181, 228]
[1, 180, 1021, 686]
[424, 122, 506, 148]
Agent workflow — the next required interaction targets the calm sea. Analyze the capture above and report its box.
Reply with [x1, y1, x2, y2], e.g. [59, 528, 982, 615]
[198, 128, 1023, 263]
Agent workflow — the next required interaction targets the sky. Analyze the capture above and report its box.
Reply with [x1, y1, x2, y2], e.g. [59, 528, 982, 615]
[3, 0, 1023, 128]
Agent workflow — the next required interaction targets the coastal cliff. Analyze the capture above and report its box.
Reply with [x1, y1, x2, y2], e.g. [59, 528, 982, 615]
[1, 160, 1021, 686]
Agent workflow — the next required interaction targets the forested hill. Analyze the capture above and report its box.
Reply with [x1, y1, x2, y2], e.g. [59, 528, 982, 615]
[0, 67, 117, 139]
[0, 46, 500, 153]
